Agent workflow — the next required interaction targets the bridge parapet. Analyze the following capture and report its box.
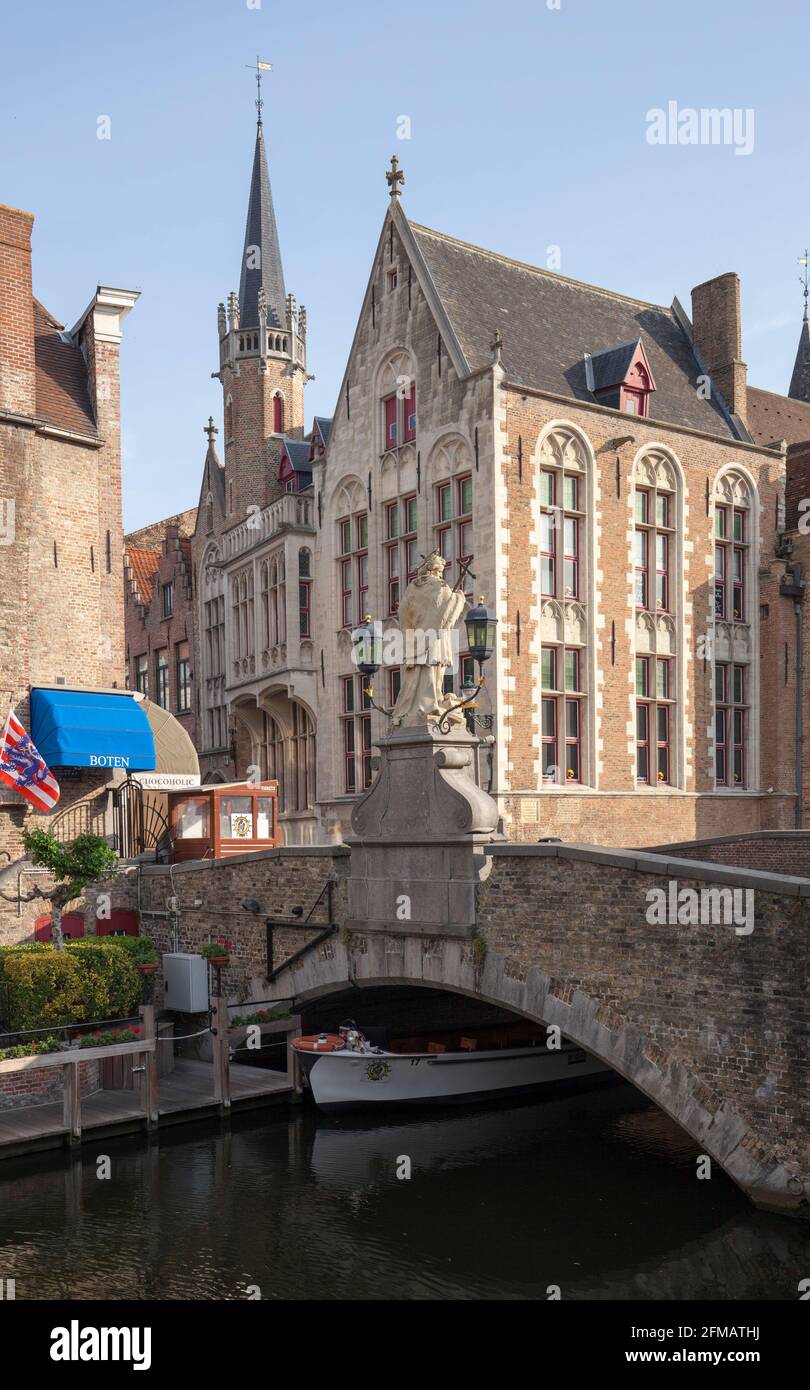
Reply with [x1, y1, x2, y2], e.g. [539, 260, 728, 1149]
[264, 836, 808, 1219]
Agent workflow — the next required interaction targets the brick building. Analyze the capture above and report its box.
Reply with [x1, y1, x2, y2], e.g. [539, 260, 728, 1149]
[0, 199, 139, 935]
[749, 301, 810, 831]
[124, 506, 197, 745]
[310, 172, 795, 845]
[135, 98, 810, 848]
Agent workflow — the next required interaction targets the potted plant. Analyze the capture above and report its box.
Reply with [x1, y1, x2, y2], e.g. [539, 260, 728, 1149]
[128, 937, 160, 977]
[202, 937, 233, 969]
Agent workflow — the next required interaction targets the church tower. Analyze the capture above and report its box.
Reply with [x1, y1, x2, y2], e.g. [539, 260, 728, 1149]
[789, 249, 810, 403]
[215, 71, 308, 520]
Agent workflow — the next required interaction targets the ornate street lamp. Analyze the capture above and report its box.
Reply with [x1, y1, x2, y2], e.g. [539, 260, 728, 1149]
[436, 596, 498, 734]
[352, 616, 390, 717]
[464, 597, 498, 668]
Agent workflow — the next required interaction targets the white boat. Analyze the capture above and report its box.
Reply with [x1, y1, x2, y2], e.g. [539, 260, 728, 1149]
[291, 1021, 610, 1110]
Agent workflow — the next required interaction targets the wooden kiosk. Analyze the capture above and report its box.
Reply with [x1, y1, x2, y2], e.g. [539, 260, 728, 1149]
[166, 780, 281, 862]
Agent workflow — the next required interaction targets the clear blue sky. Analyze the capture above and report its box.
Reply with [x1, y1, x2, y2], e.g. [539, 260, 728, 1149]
[1, 0, 806, 530]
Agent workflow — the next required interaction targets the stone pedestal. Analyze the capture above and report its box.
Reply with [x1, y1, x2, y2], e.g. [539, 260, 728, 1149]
[345, 723, 501, 938]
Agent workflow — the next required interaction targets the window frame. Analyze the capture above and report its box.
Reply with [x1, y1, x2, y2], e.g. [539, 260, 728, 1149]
[540, 641, 584, 784]
[175, 641, 191, 714]
[635, 654, 674, 785]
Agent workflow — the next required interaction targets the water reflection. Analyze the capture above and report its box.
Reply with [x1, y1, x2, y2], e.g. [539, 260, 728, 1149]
[0, 1084, 806, 1300]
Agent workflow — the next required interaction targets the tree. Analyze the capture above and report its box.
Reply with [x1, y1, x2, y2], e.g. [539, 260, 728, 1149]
[19, 829, 118, 951]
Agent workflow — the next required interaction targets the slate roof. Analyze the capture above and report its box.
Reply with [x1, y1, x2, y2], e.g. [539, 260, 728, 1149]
[126, 547, 160, 606]
[409, 224, 735, 438]
[788, 317, 810, 403]
[589, 340, 642, 391]
[239, 123, 286, 331]
[282, 438, 313, 474]
[313, 415, 333, 446]
[33, 298, 97, 437]
[747, 387, 810, 451]
[746, 384, 810, 532]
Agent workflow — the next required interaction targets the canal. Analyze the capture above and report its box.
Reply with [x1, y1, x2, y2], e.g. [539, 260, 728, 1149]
[0, 1082, 806, 1300]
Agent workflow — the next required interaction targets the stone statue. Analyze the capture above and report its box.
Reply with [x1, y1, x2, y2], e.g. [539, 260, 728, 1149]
[391, 551, 467, 728]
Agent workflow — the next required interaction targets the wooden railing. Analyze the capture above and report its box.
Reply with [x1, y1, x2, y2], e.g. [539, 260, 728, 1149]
[0, 1006, 158, 1139]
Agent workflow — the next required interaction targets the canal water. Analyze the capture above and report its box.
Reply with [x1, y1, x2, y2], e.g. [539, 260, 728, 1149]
[0, 1083, 806, 1300]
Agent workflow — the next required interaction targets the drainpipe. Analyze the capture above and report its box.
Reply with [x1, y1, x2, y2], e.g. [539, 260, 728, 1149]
[780, 561, 805, 827]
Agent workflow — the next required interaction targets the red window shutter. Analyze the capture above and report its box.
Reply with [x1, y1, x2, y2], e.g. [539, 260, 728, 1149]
[384, 395, 398, 446]
[273, 396, 284, 433]
[404, 385, 416, 441]
[96, 910, 138, 937]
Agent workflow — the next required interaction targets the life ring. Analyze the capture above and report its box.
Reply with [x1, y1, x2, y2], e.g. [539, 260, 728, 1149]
[292, 1034, 345, 1053]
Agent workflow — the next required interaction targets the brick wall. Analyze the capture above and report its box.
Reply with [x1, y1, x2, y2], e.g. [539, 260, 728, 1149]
[0, 1060, 99, 1111]
[642, 830, 810, 876]
[0, 203, 36, 415]
[84, 847, 349, 1000]
[124, 523, 197, 748]
[0, 203, 134, 914]
[476, 843, 808, 1178]
[499, 386, 793, 844]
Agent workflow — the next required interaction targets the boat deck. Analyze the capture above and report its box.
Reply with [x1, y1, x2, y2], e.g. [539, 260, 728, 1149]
[0, 1059, 292, 1160]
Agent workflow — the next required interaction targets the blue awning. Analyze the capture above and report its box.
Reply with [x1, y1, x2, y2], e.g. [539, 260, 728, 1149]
[30, 689, 156, 771]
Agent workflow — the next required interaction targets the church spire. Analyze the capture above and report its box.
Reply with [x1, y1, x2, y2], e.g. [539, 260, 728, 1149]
[789, 249, 810, 402]
[238, 61, 286, 332]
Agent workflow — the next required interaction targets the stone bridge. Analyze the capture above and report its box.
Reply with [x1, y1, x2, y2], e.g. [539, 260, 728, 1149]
[105, 723, 809, 1218]
[259, 832, 808, 1219]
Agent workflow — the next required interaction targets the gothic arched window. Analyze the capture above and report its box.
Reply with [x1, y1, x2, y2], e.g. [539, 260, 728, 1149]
[713, 470, 756, 788]
[633, 449, 681, 786]
[538, 427, 591, 785]
[298, 548, 312, 638]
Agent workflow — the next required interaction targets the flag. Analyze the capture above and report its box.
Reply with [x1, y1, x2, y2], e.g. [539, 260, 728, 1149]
[257, 60, 273, 71]
[0, 708, 60, 811]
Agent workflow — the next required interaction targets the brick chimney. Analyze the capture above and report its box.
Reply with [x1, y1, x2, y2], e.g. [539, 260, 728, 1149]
[691, 272, 747, 424]
[0, 202, 36, 417]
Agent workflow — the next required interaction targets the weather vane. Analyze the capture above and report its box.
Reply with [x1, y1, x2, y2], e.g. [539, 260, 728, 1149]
[800, 249, 809, 322]
[246, 56, 273, 125]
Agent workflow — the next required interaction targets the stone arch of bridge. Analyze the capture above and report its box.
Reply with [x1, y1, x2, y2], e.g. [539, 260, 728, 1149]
[258, 932, 805, 1218]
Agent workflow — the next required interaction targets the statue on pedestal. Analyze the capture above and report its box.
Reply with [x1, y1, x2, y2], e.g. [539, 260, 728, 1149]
[391, 552, 467, 729]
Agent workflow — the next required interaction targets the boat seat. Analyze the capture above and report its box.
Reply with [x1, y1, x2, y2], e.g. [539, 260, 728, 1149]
[426, 1042, 447, 1054]
[459, 1036, 477, 1051]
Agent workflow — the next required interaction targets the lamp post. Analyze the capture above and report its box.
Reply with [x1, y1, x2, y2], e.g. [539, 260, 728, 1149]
[352, 615, 391, 718]
[436, 597, 498, 734]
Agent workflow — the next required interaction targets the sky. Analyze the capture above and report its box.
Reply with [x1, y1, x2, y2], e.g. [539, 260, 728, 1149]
[1, 0, 807, 531]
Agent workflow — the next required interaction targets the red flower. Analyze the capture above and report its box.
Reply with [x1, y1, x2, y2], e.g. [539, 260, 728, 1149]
[133, 1027, 141, 1035]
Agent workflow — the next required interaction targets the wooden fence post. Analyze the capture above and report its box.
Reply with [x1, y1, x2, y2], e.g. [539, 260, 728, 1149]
[287, 1022, 303, 1094]
[62, 1061, 81, 1143]
[211, 996, 231, 1111]
[138, 1005, 158, 1127]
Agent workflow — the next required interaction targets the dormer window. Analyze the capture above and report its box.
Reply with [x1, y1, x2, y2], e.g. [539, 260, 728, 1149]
[587, 338, 655, 419]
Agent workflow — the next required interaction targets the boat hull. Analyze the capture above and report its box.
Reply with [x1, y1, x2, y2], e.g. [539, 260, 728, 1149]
[299, 1044, 609, 1110]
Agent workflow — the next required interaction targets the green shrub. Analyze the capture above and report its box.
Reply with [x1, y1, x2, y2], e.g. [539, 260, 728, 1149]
[67, 935, 158, 963]
[0, 941, 142, 1031]
[0, 942, 53, 955]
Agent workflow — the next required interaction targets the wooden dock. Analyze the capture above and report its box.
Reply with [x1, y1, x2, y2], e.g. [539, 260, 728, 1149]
[0, 1059, 294, 1159]
[0, 998, 298, 1160]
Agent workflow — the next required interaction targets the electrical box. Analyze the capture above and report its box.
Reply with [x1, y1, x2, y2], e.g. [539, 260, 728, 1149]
[162, 953, 208, 1013]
